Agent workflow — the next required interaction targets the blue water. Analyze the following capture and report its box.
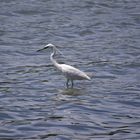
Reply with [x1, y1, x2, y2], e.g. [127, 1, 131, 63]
[0, 0, 140, 139]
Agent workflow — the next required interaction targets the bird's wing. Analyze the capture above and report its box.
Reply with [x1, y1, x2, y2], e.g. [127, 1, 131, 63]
[60, 64, 90, 80]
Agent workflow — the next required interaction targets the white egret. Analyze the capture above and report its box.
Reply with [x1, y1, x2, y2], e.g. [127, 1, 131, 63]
[37, 43, 91, 88]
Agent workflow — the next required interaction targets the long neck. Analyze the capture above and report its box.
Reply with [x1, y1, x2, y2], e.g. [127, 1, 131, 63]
[50, 47, 62, 70]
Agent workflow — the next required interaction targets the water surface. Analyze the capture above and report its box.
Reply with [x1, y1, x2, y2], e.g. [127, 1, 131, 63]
[0, 0, 140, 139]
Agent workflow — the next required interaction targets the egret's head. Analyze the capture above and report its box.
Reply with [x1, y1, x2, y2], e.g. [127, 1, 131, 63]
[45, 43, 55, 48]
[37, 43, 56, 52]
[37, 43, 64, 56]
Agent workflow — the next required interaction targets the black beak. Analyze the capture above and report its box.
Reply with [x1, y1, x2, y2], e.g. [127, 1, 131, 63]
[37, 46, 49, 52]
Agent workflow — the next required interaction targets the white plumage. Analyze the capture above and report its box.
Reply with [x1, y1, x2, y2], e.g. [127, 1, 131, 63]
[37, 43, 91, 88]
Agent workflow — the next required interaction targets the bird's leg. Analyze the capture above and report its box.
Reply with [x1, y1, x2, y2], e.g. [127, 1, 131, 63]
[71, 80, 74, 88]
[66, 79, 70, 88]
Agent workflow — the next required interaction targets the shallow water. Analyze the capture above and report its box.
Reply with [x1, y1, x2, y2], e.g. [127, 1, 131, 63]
[0, 0, 140, 139]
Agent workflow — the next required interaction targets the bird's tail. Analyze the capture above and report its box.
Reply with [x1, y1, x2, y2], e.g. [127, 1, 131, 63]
[86, 75, 91, 80]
